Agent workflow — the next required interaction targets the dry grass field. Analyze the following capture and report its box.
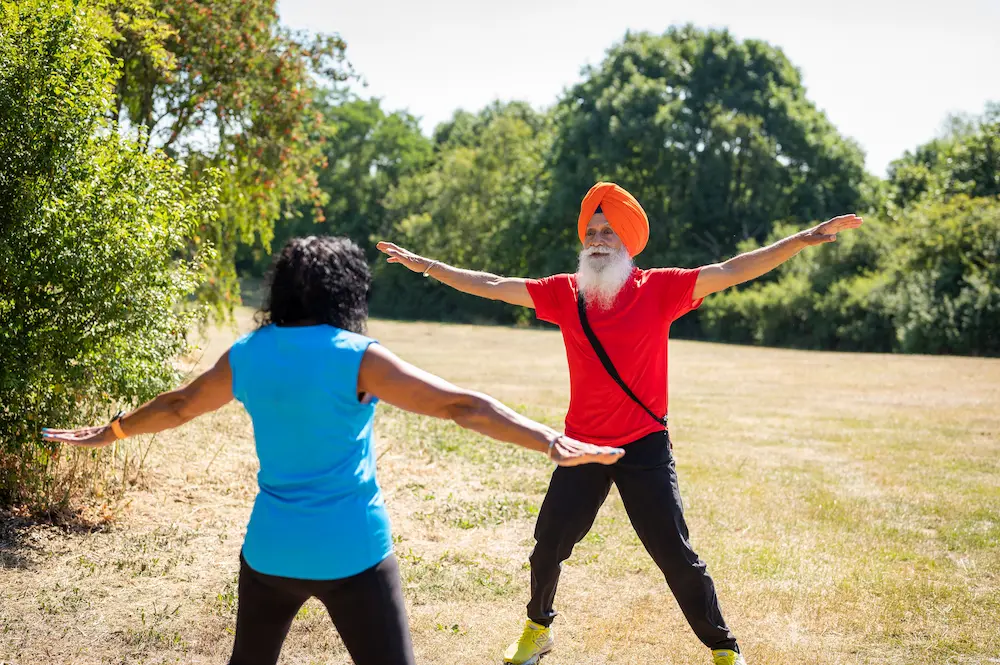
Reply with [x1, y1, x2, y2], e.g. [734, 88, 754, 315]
[2, 309, 999, 665]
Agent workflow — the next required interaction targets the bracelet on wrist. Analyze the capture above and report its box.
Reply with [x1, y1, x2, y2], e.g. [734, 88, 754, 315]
[110, 411, 127, 440]
[547, 435, 560, 460]
[421, 260, 439, 278]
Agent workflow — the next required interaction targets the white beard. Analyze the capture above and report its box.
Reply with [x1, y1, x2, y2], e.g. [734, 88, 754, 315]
[577, 246, 634, 310]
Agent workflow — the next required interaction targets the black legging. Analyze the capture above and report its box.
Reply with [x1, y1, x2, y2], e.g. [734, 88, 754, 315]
[229, 553, 416, 665]
[526, 429, 738, 652]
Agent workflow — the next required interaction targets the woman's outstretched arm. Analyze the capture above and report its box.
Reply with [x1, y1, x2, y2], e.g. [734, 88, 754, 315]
[42, 352, 235, 448]
[357, 343, 622, 466]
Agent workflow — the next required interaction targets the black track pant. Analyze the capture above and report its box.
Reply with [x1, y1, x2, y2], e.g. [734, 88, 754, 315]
[228, 553, 416, 665]
[527, 429, 738, 652]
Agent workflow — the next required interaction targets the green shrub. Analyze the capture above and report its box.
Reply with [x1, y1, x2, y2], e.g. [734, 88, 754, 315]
[0, 0, 217, 508]
[699, 197, 1000, 356]
[883, 196, 1000, 355]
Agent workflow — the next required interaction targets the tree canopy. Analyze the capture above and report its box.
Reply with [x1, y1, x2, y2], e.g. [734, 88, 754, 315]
[105, 0, 353, 309]
[536, 26, 872, 275]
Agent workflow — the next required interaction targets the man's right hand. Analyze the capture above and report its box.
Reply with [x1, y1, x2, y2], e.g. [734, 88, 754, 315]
[376, 241, 432, 274]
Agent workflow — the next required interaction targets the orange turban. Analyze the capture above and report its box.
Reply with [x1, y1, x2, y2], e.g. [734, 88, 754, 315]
[577, 182, 649, 256]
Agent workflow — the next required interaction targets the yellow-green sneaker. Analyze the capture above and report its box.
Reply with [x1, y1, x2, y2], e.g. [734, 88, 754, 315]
[712, 649, 747, 665]
[502, 620, 554, 664]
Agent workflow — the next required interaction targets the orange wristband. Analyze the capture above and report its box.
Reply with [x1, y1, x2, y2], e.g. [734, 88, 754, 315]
[110, 417, 127, 440]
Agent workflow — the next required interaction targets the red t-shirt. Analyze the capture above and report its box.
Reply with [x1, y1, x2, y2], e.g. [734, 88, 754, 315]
[526, 267, 703, 447]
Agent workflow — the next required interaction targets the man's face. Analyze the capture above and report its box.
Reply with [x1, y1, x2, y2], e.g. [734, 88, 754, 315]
[577, 212, 634, 310]
[583, 213, 625, 254]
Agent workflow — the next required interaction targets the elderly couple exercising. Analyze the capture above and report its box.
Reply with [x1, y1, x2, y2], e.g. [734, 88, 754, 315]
[47, 182, 861, 664]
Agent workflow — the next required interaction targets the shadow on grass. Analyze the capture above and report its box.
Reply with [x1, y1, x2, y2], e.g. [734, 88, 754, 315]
[0, 507, 110, 570]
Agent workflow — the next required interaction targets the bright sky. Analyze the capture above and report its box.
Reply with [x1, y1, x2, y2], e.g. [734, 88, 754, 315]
[277, 0, 1000, 177]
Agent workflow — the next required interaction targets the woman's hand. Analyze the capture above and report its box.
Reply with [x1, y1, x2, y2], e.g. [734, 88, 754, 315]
[42, 425, 116, 448]
[548, 435, 624, 466]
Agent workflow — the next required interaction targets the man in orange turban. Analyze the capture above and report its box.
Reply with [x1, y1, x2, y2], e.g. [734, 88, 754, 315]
[378, 183, 862, 665]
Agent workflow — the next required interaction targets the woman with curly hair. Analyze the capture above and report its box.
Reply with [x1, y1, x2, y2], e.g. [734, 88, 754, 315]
[42, 236, 623, 665]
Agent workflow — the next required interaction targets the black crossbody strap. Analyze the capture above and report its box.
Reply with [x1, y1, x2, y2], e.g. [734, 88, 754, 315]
[576, 289, 668, 428]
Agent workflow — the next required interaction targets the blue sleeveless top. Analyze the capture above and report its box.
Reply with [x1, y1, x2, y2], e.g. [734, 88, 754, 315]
[228, 324, 391, 580]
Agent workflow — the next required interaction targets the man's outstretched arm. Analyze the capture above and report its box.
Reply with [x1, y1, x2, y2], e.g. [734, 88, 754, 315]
[692, 214, 863, 301]
[376, 241, 535, 308]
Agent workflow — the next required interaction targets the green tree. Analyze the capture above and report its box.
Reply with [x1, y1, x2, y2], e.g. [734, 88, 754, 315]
[539, 26, 870, 277]
[372, 101, 553, 323]
[237, 94, 433, 277]
[103, 0, 353, 310]
[0, 0, 217, 507]
[887, 103, 1000, 209]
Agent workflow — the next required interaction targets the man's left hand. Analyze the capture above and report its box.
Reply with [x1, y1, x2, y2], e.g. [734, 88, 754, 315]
[798, 214, 864, 246]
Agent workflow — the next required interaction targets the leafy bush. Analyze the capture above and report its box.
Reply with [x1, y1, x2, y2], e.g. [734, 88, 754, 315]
[699, 197, 1000, 356]
[0, 0, 217, 508]
[884, 197, 1000, 355]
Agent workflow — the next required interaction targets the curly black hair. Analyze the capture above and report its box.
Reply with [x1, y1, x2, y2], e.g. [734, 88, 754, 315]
[256, 236, 371, 334]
